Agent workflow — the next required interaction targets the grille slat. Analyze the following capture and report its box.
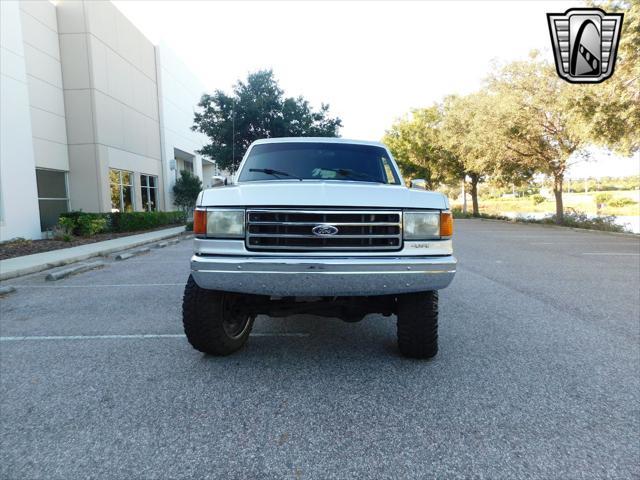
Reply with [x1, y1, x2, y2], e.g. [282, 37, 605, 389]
[246, 209, 402, 252]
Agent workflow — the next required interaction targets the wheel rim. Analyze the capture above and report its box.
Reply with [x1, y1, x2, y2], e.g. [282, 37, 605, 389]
[221, 295, 252, 339]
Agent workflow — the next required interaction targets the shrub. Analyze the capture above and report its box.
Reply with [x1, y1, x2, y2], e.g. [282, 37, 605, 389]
[59, 211, 186, 236]
[185, 221, 194, 232]
[595, 193, 613, 207]
[545, 210, 626, 233]
[531, 194, 545, 205]
[608, 197, 637, 208]
[109, 211, 186, 232]
[76, 215, 107, 236]
[173, 170, 202, 212]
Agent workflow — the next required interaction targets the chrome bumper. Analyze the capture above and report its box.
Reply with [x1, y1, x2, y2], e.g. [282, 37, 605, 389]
[190, 255, 457, 296]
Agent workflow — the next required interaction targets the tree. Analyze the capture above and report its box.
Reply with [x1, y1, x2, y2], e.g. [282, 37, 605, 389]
[192, 70, 342, 172]
[173, 169, 202, 212]
[441, 92, 536, 216]
[487, 53, 591, 224]
[382, 107, 455, 189]
[573, 0, 639, 155]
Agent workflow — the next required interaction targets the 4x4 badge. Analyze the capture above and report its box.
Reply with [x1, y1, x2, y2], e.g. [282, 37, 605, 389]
[547, 8, 623, 84]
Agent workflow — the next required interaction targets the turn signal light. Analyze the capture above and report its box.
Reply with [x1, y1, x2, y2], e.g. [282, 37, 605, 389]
[193, 209, 207, 235]
[440, 211, 453, 237]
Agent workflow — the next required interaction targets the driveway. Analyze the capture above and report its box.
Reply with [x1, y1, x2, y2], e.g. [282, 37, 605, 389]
[1, 220, 639, 479]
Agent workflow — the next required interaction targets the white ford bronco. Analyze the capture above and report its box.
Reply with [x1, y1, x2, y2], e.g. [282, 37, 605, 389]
[183, 138, 456, 358]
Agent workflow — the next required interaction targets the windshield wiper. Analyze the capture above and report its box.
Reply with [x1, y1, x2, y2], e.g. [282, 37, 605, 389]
[249, 168, 303, 181]
[324, 168, 386, 184]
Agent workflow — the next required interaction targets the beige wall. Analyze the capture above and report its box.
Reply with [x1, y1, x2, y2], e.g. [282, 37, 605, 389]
[56, 0, 163, 213]
[19, 1, 70, 172]
[0, 0, 42, 240]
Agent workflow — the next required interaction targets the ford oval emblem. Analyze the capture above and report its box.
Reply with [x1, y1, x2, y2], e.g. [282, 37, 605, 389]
[312, 224, 339, 236]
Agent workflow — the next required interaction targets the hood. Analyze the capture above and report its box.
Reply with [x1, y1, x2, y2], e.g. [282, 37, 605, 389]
[198, 181, 448, 210]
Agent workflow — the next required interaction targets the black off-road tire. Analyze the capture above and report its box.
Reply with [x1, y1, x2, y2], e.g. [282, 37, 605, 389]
[182, 275, 254, 355]
[396, 291, 439, 359]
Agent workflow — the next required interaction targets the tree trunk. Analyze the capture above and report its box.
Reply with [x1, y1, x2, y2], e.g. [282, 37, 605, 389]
[470, 174, 480, 217]
[553, 173, 564, 224]
[461, 179, 467, 214]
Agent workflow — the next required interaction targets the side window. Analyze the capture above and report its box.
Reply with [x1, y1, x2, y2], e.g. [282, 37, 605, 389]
[381, 157, 398, 184]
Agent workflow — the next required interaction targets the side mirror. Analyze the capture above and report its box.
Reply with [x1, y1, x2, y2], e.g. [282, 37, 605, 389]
[211, 175, 227, 187]
[410, 179, 427, 190]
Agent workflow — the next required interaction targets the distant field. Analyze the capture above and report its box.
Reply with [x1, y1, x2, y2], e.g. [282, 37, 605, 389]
[453, 190, 640, 217]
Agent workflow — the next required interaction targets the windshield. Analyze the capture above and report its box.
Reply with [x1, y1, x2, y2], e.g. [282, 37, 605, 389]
[237, 142, 401, 184]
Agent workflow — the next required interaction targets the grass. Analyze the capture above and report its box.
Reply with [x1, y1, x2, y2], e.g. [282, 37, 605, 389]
[473, 190, 639, 217]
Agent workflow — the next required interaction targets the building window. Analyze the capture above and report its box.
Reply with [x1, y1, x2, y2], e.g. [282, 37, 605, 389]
[36, 169, 69, 231]
[140, 174, 158, 211]
[182, 159, 194, 174]
[110, 169, 134, 212]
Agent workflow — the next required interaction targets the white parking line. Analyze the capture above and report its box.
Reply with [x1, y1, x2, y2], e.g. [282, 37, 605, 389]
[531, 242, 639, 245]
[1, 283, 185, 289]
[0, 332, 309, 341]
[581, 253, 640, 256]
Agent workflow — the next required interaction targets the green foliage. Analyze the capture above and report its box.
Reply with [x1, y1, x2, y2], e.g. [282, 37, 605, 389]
[59, 211, 186, 235]
[173, 170, 202, 211]
[193, 70, 342, 172]
[185, 221, 194, 232]
[595, 193, 614, 206]
[532, 194, 545, 205]
[76, 215, 107, 236]
[571, 176, 640, 192]
[573, 1, 639, 155]
[545, 211, 626, 233]
[110, 211, 186, 232]
[58, 217, 76, 235]
[608, 197, 637, 207]
[383, 106, 458, 189]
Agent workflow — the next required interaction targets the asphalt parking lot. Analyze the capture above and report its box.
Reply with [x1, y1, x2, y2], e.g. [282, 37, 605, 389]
[1, 219, 639, 479]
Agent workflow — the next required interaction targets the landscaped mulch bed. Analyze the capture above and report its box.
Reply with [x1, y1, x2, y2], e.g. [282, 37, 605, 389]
[0, 227, 184, 261]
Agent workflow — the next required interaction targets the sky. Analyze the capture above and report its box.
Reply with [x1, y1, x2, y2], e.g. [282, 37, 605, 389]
[114, 0, 639, 179]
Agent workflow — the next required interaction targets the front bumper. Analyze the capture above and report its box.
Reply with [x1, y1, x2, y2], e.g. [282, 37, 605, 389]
[191, 255, 457, 296]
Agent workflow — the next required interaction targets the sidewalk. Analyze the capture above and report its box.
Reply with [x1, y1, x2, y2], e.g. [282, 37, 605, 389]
[0, 226, 185, 281]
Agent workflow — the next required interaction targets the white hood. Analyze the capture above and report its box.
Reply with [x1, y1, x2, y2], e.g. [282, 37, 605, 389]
[198, 181, 448, 209]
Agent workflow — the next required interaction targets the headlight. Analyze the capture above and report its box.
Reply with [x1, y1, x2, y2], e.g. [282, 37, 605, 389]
[403, 211, 440, 240]
[194, 209, 244, 238]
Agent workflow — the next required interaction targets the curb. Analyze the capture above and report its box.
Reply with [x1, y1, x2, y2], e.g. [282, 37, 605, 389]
[0, 286, 16, 295]
[0, 227, 185, 281]
[457, 217, 639, 238]
[45, 261, 105, 281]
[114, 247, 151, 261]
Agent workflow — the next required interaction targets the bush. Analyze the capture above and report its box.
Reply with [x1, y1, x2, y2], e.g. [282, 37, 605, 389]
[531, 194, 545, 205]
[595, 193, 613, 207]
[173, 170, 202, 212]
[76, 215, 107, 236]
[185, 221, 194, 232]
[59, 211, 186, 236]
[543, 211, 626, 232]
[608, 197, 637, 208]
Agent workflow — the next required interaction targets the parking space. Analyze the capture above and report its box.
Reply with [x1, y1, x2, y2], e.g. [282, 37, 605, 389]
[1, 221, 639, 479]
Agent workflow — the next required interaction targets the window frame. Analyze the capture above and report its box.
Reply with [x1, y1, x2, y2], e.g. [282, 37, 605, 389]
[140, 174, 159, 212]
[35, 168, 70, 231]
[110, 168, 135, 213]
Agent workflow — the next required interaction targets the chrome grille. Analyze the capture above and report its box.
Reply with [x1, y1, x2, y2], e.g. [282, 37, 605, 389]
[246, 209, 403, 251]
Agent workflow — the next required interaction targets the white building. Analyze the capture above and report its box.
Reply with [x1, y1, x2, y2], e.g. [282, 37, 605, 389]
[0, 0, 217, 241]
